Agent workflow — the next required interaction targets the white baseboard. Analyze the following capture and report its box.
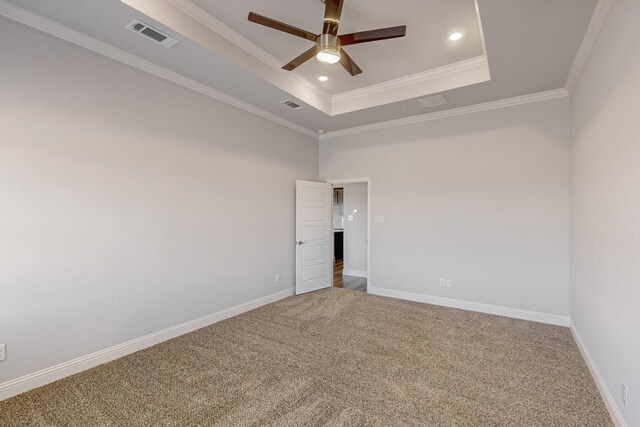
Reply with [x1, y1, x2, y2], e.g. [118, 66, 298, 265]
[368, 287, 570, 326]
[0, 288, 294, 402]
[343, 269, 368, 278]
[570, 321, 627, 427]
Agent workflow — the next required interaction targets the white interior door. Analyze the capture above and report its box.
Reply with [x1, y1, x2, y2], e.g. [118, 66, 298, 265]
[296, 180, 333, 295]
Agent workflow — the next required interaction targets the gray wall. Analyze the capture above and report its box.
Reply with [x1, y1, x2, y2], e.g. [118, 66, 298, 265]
[570, 1, 640, 425]
[320, 98, 571, 316]
[0, 18, 318, 383]
[342, 183, 368, 275]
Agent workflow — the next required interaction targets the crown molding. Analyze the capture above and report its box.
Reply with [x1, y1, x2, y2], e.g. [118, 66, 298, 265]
[6, 0, 573, 143]
[0, 0, 318, 139]
[330, 56, 490, 115]
[121, 0, 332, 115]
[333, 57, 487, 104]
[161, 0, 490, 116]
[167, 0, 330, 103]
[564, 0, 615, 93]
[320, 88, 570, 140]
[474, 0, 488, 58]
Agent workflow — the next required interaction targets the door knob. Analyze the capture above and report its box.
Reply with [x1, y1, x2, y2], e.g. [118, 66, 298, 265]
[297, 241, 306, 245]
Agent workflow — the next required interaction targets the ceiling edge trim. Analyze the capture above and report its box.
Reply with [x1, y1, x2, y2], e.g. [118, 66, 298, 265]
[0, 0, 318, 139]
[474, 0, 488, 58]
[330, 56, 490, 115]
[122, 0, 333, 114]
[333, 56, 487, 101]
[168, 0, 330, 102]
[564, 0, 614, 93]
[173, 0, 489, 116]
[319, 88, 570, 140]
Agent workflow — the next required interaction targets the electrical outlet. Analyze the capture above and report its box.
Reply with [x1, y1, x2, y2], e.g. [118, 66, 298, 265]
[622, 383, 628, 407]
[275, 274, 281, 284]
[0, 343, 6, 362]
[440, 278, 446, 287]
[446, 280, 452, 288]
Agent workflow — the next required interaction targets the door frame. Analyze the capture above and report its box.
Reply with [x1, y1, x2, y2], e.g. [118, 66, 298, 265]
[327, 178, 371, 292]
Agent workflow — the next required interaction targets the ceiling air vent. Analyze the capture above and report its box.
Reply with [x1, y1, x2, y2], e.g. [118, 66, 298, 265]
[281, 100, 303, 110]
[417, 94, 448, 109]
[127, 20, 179, 48]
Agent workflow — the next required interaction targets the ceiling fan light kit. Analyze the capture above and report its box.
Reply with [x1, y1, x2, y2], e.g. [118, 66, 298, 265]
[247, 0, 406, 76]
[316, 34, 341, 64]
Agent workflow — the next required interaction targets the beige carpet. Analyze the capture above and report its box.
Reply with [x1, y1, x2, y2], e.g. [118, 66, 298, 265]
[0, 288, 612, 426]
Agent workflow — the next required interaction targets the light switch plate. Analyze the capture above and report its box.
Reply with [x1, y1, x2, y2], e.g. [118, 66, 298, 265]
[348, 215, 354, 221]
[0, 343, 6, 362]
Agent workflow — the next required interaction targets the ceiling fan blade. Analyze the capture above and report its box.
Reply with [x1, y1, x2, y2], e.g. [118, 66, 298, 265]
[248, 12, 317, 42]
[322, 0, 344, 36]
[339, 25, 407, 46]
[282, 46, 317, 71]
[338, 48, 362, 76]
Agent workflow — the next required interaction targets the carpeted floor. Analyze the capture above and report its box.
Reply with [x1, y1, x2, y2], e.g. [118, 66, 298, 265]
[0, 288, 612, 426]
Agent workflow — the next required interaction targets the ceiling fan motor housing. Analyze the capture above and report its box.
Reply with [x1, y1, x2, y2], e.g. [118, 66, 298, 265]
[247, 0, 406, 75]
[317, 34, 340, 53]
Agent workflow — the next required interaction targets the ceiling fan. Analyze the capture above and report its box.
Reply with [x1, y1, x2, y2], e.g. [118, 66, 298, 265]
[247, 0, 406, 76]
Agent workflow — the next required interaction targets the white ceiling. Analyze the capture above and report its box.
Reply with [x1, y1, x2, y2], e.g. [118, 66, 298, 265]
[5, 0, 597, 134]
[192, 0, 485, 94]
[117, 0, 490, 115]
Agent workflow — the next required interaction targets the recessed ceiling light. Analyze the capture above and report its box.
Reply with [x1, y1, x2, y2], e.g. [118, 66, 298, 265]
[318, 76, 329, 82]
[448, 31, 464, 41]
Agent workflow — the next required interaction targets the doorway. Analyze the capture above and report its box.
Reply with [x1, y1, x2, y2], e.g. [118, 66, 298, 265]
[329, 179, 370, 292]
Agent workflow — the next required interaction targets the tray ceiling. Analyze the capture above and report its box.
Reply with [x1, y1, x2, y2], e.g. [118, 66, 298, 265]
[122, 0, 491, 115]
[191, 0, 486, 94]
[3, 0, 598, 134]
